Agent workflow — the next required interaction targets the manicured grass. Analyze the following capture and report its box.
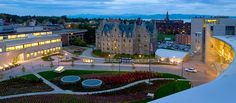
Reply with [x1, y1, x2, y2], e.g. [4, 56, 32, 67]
[132, 80, 191, 103]
[160, 73, 185, 79]
[38, 70, 119, 80]
[18, 74, 40, 81]
[39, 70, 184, 81]
[154, 80, 191, 99]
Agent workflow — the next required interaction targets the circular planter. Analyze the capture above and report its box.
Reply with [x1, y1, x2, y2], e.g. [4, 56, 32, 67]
[82, 79, 103, 88]
[61, 75, 81, 84]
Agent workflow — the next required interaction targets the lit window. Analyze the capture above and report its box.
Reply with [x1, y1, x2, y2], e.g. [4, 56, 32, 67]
[45, 40, 51, 44]
[39, 42, 45, 45]
[6, 46, 15, 51]
[26, 54, 30, 58]
[8, 35, 17, 39]
[32, 43, 38, 46]
[24, 44, 32, 48]
[0, 36, 3, 41]
[15, 45, 23, 50]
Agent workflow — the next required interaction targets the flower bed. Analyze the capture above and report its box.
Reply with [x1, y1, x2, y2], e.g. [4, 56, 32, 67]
[0, 74, 53, 96]
[96, 71, 158, 85]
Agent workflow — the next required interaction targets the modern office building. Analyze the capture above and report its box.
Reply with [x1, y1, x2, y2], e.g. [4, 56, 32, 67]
[191, 16, 235, 64]
[150, 17, 236, 103]
[0, 30, 62, 70]
[96, 18, 157, 55]
[53, 29, 87, 46]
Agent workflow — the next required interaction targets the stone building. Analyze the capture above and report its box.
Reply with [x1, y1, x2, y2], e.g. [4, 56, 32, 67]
[96, 18, 157, 55]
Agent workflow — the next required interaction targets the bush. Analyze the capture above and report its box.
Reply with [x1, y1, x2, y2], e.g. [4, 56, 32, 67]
[42, 56, 54, 61]
[96, 71, 156, 85]
[70, 37, 87, 47]
[92, 50, 109, 58]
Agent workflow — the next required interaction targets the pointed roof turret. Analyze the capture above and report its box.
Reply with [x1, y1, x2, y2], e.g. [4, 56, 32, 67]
[165, 11, 170, 21]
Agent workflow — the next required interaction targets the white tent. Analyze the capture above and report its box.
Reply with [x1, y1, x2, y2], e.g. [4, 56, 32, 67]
[155, 49, 189, 63]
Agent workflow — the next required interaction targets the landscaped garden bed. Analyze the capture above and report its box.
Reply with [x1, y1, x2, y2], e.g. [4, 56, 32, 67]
[0, 74, 53, 96]
[0, 80, 191, 103]
[38, 70, 185, 92]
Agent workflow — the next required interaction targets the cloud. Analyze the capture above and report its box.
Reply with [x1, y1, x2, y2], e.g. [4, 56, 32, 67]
[0, 0, 235, 16]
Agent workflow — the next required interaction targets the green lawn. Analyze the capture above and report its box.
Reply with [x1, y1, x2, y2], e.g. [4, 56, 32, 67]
[38, 70, 120, 80]
[92, 49, 110, 58]
[155, 80, 191, 99]
[17, 74, 39, 81]
[39, 69, 185, 81]
[133, 80, 191, 103]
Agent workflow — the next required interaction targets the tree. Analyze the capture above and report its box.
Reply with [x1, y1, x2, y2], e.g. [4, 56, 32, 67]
[21, 66, 26, 75]
[50, 61, 54, 68]
[0, 72, 3, 79]
[70, 37, 86, 47]
[71, 59, 74, 67]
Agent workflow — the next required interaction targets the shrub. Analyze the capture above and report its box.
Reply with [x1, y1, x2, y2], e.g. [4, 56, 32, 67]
[96, 71, 156, 85]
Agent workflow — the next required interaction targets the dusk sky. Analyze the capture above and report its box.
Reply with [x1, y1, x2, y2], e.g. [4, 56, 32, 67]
[0, 0, 235, 16]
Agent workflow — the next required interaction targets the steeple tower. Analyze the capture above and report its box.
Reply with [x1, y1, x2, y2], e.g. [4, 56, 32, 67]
[165, 11, 170, 21]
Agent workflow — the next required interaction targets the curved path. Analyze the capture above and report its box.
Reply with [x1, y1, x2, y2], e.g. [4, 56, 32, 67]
[0, 78, 188, 100]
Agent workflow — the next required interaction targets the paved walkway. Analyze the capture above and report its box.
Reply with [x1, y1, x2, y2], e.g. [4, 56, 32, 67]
[32, 72, 64, 92]
[0, 78, 188, 100]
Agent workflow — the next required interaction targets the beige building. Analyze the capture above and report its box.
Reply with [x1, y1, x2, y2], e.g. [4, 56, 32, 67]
[0, 30, 62, 69]
[96, 19, 157, 55]
[191, 17, 236, 74]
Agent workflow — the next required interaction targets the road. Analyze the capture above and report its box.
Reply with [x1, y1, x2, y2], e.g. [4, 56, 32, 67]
[0, 48, 217, 87]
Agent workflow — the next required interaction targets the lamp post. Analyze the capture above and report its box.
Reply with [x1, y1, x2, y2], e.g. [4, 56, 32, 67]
[148, 43, 152, 84]
[119, 58, 121, 73]
[108, 54, 111, 63]
[181, 60, 184, 77]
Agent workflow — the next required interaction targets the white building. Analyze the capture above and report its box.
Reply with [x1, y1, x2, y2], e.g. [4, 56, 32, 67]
[150, 17, 236, 103]
[0, 28, 62, 70]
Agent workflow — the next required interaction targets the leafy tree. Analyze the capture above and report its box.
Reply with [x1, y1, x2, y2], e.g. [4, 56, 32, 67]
[21, 66, 26, 74]
[50, 61, 54, 68]
[70, 37, 86, 47]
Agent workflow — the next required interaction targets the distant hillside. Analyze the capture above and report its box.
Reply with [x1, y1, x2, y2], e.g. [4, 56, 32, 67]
[68, 14, 236, 20]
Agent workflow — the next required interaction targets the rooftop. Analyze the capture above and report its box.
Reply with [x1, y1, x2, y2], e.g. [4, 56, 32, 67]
[52, 29, 87, 34]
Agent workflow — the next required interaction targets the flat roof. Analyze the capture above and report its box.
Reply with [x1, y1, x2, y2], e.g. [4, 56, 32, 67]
[155, 49, 189, 59]
[0, 35, 61, 46]
[52, 29, 87, 34]
[150, 36, 236, 103]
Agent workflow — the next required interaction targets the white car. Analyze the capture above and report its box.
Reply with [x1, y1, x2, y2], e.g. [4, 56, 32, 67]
[185, 68, 198, 73]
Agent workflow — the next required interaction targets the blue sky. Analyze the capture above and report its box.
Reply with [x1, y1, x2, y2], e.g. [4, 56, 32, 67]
[0, 0, 235, 16]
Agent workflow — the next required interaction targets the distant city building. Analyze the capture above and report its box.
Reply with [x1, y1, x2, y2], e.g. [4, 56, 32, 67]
[43, 24, 64, 31]
[154, 12, 191, 35]
[96, 18, 157, 55]
[0, 19, 16, 33]
[0, 29, 62, 68]
[175, 34, 191, 45]
[53, 29, 87, 46]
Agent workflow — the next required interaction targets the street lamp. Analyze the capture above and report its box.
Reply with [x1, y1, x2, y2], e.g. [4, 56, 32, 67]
[181, 60, 184, 77]
[119, 58, 121, 72]
[108, 54, 111, 62]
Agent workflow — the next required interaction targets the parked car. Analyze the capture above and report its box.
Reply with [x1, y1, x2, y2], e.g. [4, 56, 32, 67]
[185, 68, 198, 73]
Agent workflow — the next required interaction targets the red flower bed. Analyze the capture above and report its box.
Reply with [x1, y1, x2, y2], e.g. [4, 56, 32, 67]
[96, 71, 157, 85]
